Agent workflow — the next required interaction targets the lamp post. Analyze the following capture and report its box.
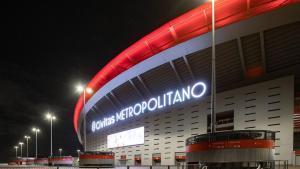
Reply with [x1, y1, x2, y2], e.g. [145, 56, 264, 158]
[24, 136, 30, 158]
[58, 148, 62, 157]
[208, 0, 216, 134]
[45, 113, 56, 157]
[32, 127, 40, 158]
[19, 142, 24, 158]
[14, 146, 18, 158]
[76, 84, 93, 151]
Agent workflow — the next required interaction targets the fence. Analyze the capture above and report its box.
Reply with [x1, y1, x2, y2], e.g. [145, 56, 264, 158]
[0, 160, 292, 169]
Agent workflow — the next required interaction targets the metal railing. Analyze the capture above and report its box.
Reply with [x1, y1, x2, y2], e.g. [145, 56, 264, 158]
[0, 160, 292, 169]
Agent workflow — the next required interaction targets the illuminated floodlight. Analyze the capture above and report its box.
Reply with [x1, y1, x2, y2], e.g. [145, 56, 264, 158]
[24, 135, 31, 139]
[46, 113, 51, 119]
[86, 87, 93, 94]
[46, 114, 51, 119]
[75, 84, 93, 95]
[45, 113, 56, 120]
[32, 127, 40, 133]
[76, 85, 84, 93]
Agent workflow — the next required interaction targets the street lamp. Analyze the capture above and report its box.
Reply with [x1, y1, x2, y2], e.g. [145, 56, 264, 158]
[14, 146, 18, 158]
[32, 127, 40, 158]
[45, 113, 56, 157]
[76, 84, 93, 151]
[19, 142, 24, 158]
[58, 148, 62, 157]
[205, 0, 216, 134]
[24, 136, 30, 158]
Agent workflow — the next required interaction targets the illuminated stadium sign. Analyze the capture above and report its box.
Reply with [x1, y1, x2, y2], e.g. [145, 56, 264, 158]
[107, 127, 144, 148]
[91, 81, 206, 132]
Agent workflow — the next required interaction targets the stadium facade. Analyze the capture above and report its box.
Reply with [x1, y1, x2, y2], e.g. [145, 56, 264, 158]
[73, 0, 300, 165]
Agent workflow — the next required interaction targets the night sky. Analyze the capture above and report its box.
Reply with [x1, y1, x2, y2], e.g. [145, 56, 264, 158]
[1, 0, 206, 162]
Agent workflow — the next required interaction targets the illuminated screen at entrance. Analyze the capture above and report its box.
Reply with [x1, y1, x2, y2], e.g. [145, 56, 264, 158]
[107, 127, 144, 148]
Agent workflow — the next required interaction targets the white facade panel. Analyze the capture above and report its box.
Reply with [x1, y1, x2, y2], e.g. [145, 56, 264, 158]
[86, 76, 294, 165]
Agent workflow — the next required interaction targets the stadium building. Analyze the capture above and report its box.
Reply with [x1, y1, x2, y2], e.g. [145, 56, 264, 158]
[73, 0, 300, 166]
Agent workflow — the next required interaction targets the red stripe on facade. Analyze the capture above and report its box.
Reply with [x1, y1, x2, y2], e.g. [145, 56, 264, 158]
[79, 154, 114, 159]
[49, 157, 73, 161]
[186, 139, 274, 152]
[35, 159, 48, 162]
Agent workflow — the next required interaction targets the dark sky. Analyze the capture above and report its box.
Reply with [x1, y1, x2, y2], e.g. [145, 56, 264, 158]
[0, 0, 205, 162]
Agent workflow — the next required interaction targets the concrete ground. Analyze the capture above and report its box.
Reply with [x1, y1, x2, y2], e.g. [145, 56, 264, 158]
[0, 165, 299, 169]
[287, 165, 300, 169]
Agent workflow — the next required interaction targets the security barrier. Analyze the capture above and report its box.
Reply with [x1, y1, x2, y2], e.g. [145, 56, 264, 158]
[1, 160, 291, 169]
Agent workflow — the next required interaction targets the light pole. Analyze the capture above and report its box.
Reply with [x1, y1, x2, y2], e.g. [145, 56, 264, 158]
[19, 142, 24, 158]
[45, 113, 56, 157]
[24, 136, 30, 158]
[76, 84, 93, 151]
[32, 127, 40, 158]
[209, 0, 216, 134]
[14, 146, 18, 158]
[58, 148, 62, 157]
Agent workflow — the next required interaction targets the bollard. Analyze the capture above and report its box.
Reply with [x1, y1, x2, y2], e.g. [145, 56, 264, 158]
[279, 160, 281, 169]
[168, 165, 170, 169]
[150, 165, 152, 169]
[127, 165, 130, 169]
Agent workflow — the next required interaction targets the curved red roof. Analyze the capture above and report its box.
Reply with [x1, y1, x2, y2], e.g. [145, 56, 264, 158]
[74, 0, 298, 132]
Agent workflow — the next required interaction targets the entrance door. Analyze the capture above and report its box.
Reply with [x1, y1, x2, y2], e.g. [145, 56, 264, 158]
[134, 154, 141, 166]
[152, 153, 161, 166]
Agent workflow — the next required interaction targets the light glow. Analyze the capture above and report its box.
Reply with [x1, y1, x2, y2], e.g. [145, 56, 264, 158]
[32, 128, 40, 132]
[86, 88, 93, 94]
[76, 84, 93, 94]
[76, 85, 84, 93]
[46, 113, 56, 120]
[46, 113, 51, 119]
[107, 127, 144, 149]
